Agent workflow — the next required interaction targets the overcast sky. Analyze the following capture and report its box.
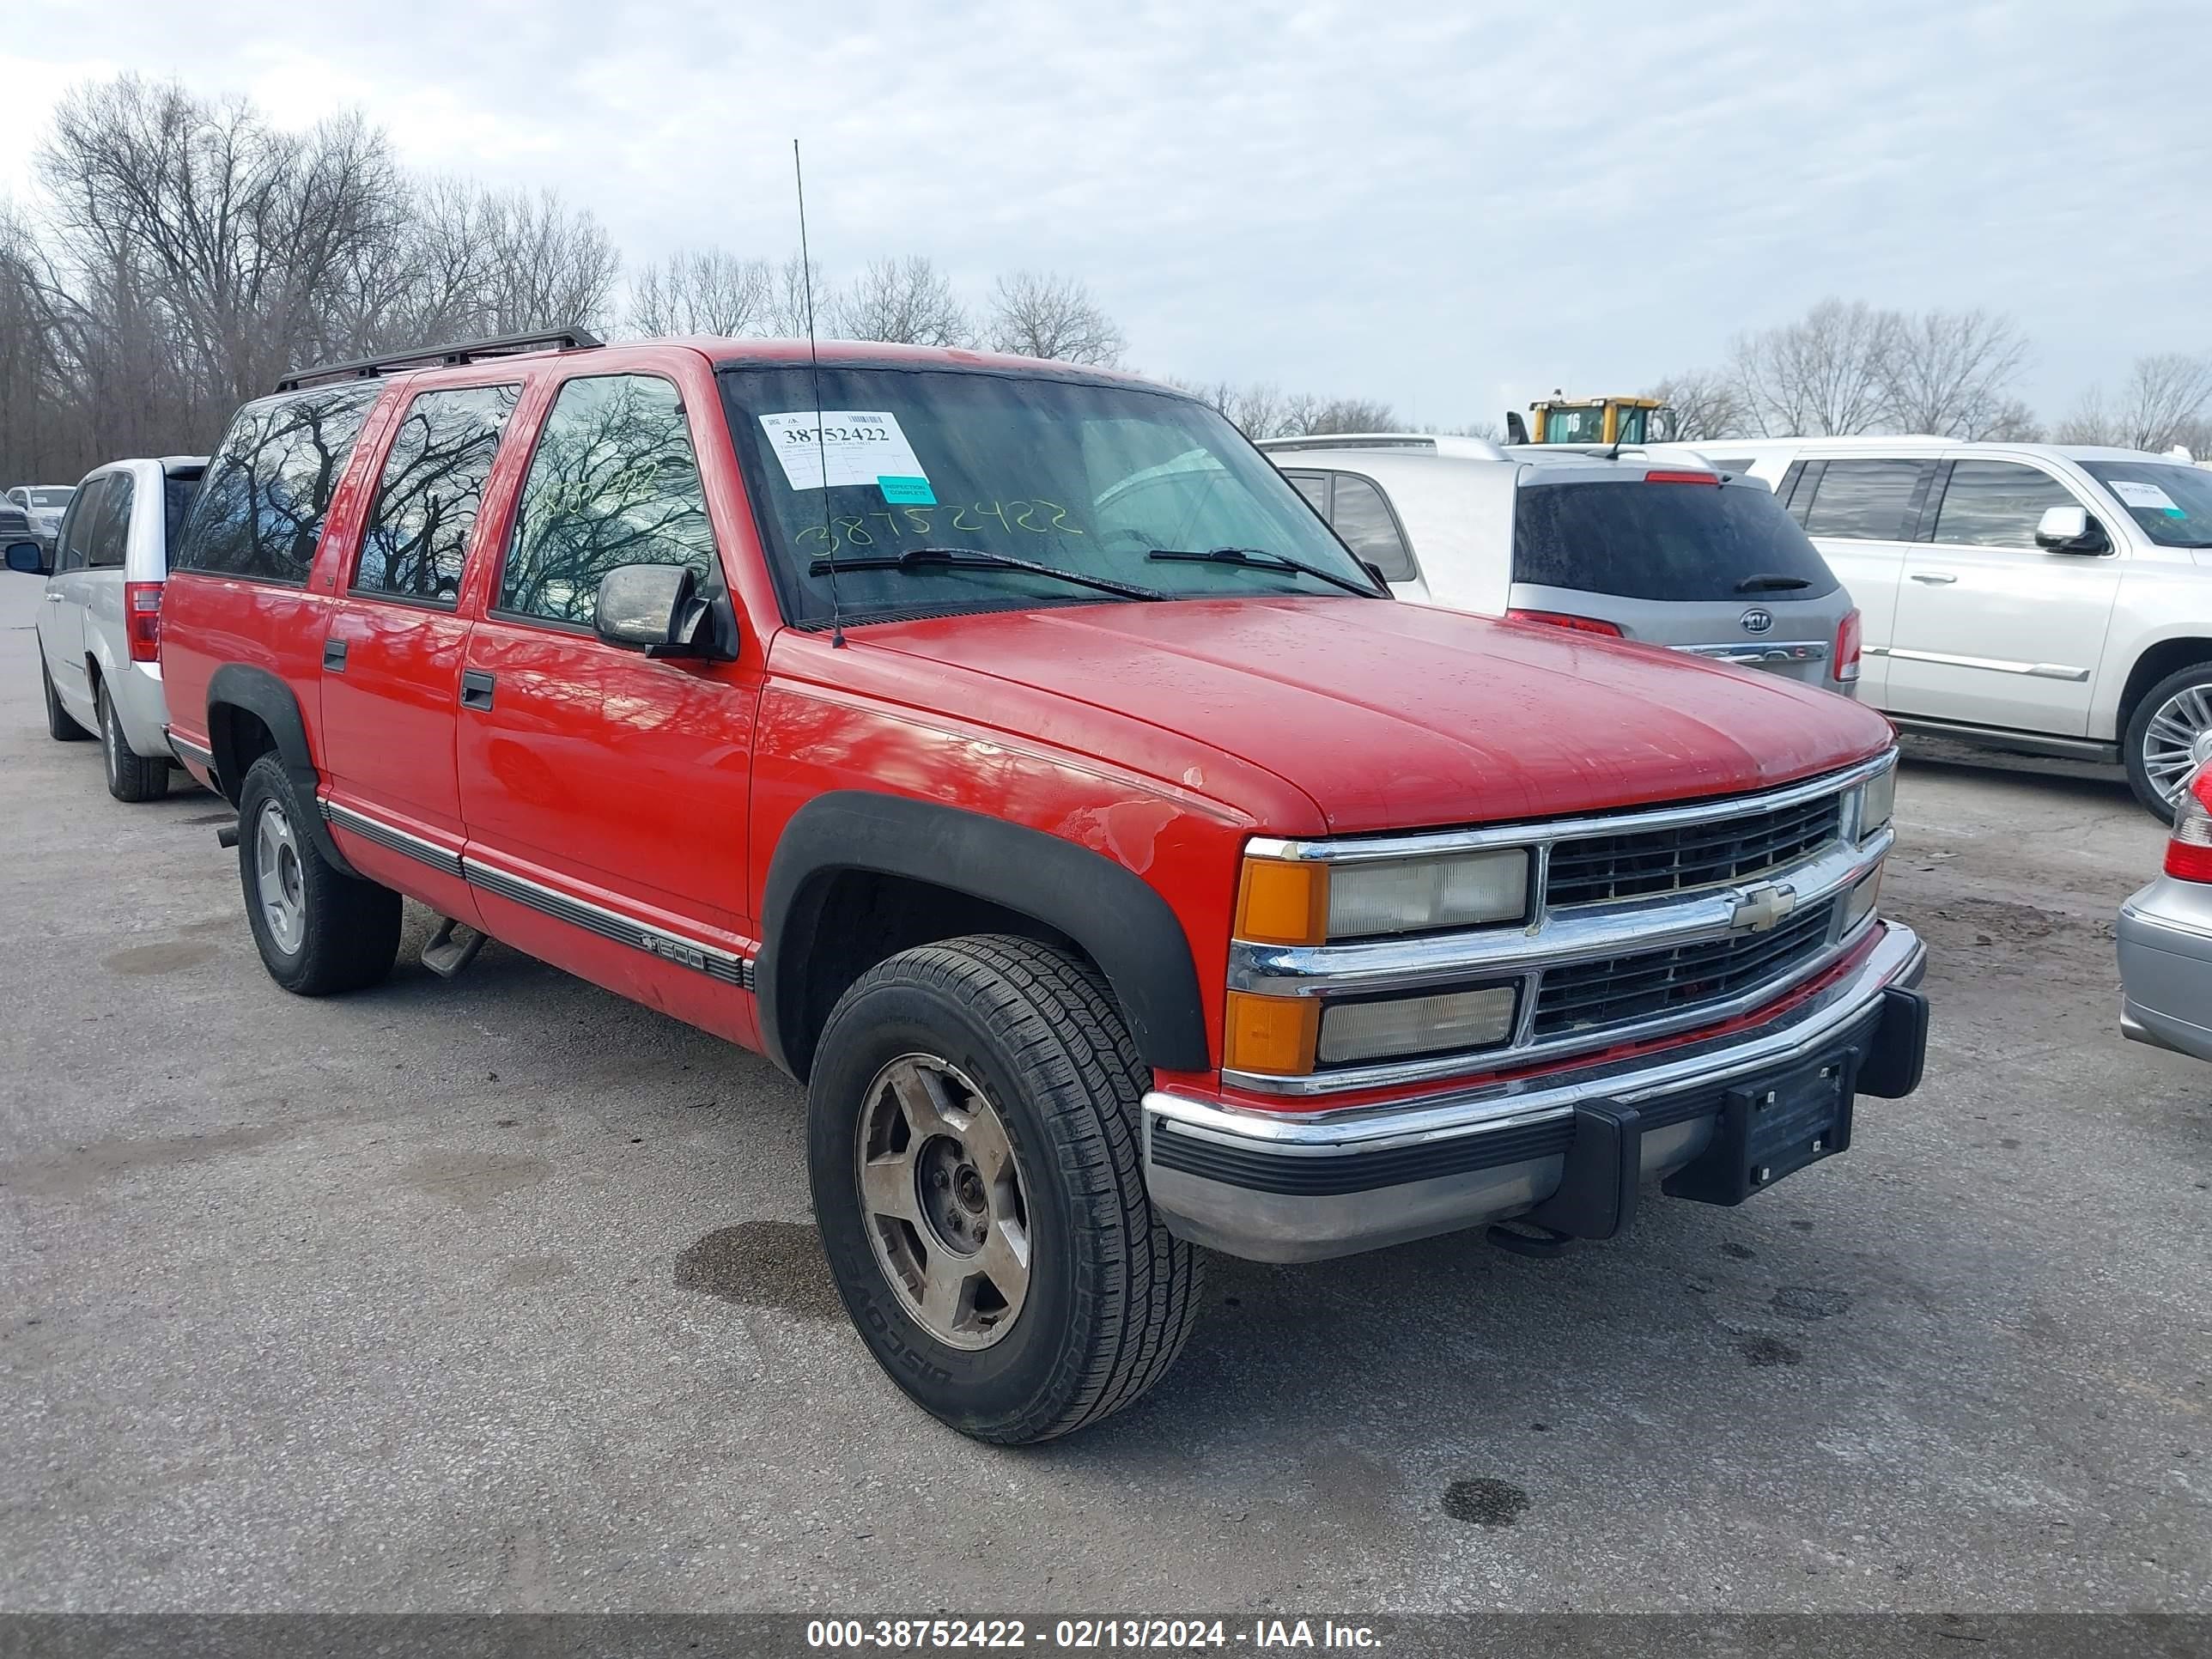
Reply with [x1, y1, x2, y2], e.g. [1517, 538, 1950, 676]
[7, 0, 2209, 428]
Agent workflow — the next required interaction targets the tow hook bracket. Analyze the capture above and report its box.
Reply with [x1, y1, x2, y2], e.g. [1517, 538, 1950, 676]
[422, 915, 488, 979]
[1485, 1219, 1577, 1259]
[1525, 1100, 1644, 1242]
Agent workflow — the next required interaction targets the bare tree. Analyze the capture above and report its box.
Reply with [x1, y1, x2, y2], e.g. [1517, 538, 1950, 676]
[1976, 397, 2045, 442]
[1644, 369, 1747, 441]
[470, 186, 617, 337]
[833, 255, 969, 347]
[985, 270, 1124, 365]
[1307, 397, 1396, 434]
[1883, 308, 2031, 437]
[627, 246, 772, 337]
[1729, 299, 1903, 437]
[759, 254, 827, 337]
[2057, 353, 2212, 451]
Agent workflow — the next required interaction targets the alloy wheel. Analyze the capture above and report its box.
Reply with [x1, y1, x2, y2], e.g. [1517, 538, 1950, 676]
[2141, 681, 2212, 805]
[854, 1054, 1031, 1350]
[252, 799, 307, 955]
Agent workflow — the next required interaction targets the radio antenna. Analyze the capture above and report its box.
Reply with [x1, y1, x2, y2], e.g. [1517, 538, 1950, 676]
[793, 137, 846, 647]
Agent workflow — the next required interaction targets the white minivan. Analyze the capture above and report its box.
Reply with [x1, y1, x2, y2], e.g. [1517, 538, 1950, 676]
[1648, 437, 2212, 817]
[9, 457, 205, 801]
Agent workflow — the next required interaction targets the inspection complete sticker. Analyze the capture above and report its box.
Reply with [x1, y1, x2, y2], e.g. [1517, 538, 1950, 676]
[759, 410, 931, 494]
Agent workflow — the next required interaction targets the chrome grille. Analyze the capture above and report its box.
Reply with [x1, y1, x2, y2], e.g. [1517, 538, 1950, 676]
[1533, 901, 1838, 1038]
[1545, 791, 1842, 908]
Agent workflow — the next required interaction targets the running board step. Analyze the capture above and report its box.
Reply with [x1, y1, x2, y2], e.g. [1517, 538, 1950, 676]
[422, 915, 488, 978]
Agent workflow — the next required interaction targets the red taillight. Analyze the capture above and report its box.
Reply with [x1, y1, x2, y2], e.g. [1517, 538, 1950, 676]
[1642, 469, 1721, 485]
[1833, 607, 1863, 684]
[125, 580, 162, 663]
[1506, 608, 1624, 637]
[2165, 770, 2212, 881]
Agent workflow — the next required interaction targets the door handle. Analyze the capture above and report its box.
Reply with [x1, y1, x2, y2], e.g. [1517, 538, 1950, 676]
[459, 669, 495, 711]
[323, 638, 348, 672]
[45, 592, 63, 602]
[1910, 572, 1958, 585]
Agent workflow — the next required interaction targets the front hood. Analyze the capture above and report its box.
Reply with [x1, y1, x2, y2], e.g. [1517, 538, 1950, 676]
[852, 598, 1895, 835]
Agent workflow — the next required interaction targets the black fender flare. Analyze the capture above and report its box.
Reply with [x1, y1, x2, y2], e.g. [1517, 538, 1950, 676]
[758, 791, 1211, 1079]
[206, 663, 357, 876]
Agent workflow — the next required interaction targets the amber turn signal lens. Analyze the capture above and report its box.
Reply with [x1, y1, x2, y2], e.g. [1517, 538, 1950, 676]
[1235, 858, 1328, 945]
[1223, 992, 1320, 1076]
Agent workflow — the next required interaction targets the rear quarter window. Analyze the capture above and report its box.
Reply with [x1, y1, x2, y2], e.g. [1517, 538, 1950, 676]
[173, 384, 380, 584]
[1512, 478, 1838, 602]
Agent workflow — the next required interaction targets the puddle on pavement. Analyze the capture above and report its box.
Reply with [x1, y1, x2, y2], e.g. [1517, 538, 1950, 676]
[1738, 1335, 1803, 1367]
[1440, 1478, 1528, 1527]
[674, 1220, 841, 1320]
[102, 940, 216, 975]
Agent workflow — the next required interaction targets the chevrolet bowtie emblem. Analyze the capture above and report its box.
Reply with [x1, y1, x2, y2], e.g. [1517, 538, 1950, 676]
[1729, 882, 1797, 933]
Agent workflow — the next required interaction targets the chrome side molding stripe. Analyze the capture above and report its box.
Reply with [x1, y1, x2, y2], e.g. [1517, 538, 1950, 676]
[319, 798, 754, 991]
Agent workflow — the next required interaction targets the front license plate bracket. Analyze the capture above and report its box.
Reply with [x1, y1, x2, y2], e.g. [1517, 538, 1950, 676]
[1662, 1041, 1863, 1208]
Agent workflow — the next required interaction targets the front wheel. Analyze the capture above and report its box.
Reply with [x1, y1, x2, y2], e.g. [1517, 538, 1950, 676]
[2125, 662, 2212, 823]
[40, 648, 88, 742]
[235, 754, 401, 994]
[100, 684, 169, 802]
[807, 935, 1202, 1443]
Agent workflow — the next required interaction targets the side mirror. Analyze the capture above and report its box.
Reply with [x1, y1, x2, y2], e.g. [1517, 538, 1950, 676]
[592, 562, 725, 658]
[2034, 505, 2108, 553]
[6, 543, 49, 575]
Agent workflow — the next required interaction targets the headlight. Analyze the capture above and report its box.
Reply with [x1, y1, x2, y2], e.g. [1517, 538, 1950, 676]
[1317, 984, 1518, 1065]
[1235, 848, 1530, 944]
[1857, 766, 1896, 841]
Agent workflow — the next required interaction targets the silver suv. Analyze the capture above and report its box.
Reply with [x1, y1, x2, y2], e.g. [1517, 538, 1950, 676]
[10, 457, 204, 800]
[1257, 434, 1860, 695]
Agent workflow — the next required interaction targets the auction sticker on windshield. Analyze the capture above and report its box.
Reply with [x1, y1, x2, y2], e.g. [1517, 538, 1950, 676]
[2111, 478, 2185, 515]
[759, 410, 932, 496]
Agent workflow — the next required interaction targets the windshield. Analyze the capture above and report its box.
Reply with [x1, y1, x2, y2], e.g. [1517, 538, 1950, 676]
[719, 366, 1378, 623]
[28, 488, 71, 509]
[1513, 477, 1839, 601]
[2080, 460, 2212, 548]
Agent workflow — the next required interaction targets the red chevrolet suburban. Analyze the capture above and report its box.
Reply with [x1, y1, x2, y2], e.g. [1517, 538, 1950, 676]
[158, 329, 1928, 1443]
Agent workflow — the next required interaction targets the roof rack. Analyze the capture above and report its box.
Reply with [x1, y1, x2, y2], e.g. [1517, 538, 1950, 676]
[275, 326, 603, 392]
[1253, 432, 1510, 462]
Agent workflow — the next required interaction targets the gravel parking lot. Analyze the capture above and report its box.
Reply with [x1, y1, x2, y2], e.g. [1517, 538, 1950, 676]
[3, 574, 2206, 1614]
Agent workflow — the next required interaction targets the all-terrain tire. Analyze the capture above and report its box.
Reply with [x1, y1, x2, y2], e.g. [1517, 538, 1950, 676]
[2124, 660, 2212, 823]
[808, 934, 1203, 1443]
[41, 649, 88, 741]
[236, 754, 401, 995]
[100, 684, 169, 802]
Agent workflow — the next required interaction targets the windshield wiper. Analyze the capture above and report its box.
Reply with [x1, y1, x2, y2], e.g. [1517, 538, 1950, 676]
[1735, 573, 1813, 592]
[808, 546, 1166, 603]
[1146, 545, 1384, 598]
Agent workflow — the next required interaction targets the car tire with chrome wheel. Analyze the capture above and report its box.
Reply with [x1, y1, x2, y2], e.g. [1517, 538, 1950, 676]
[807, 934, 1202, 1444]
[2125, 661, 2212, 823]
[235, 754, 401, 994]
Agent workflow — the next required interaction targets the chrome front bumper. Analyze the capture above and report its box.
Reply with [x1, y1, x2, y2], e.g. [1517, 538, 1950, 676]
[1143, 921, 1927, 1262]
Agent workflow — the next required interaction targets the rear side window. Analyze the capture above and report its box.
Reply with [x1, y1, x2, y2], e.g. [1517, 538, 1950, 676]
[1327, 476, 1417, 581]
[355, 384, 520, 605]
[500, 374, 718, 629]
[1513, 479, 1838, 601]
[161, 474, 198, 552]
[85, 474, 133, 568]
[174, 384, 379, 584]
[1798, 459, 1926, 542]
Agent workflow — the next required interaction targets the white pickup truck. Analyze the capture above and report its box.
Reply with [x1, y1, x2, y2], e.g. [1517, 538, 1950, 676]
[1650, 437, 2212, 819]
